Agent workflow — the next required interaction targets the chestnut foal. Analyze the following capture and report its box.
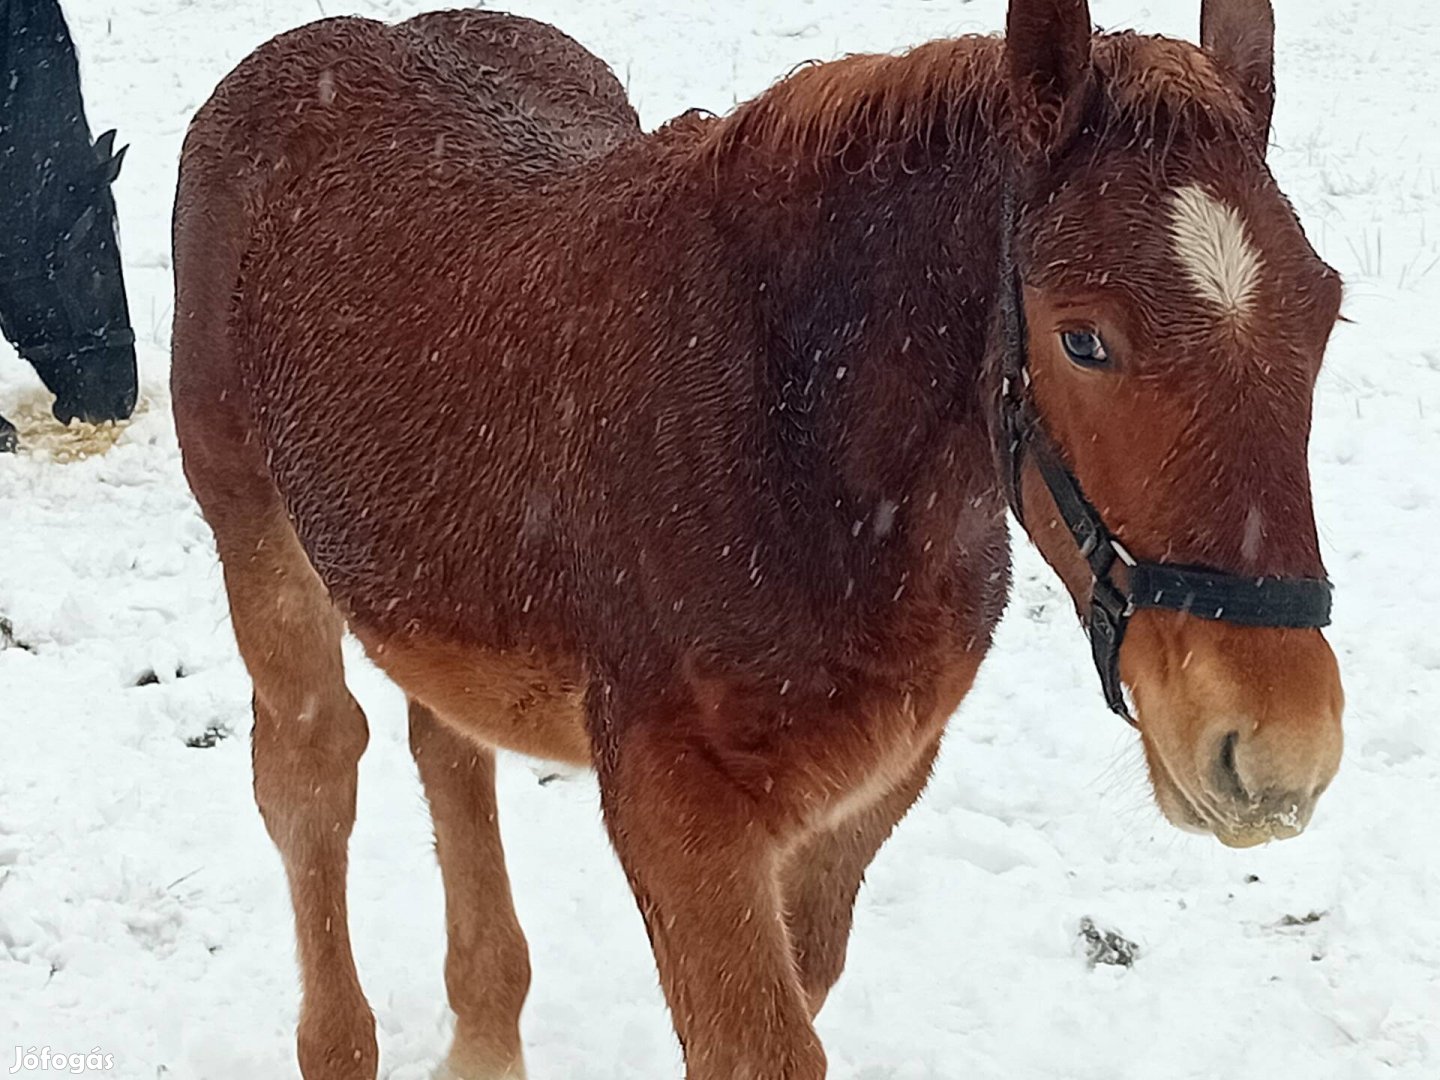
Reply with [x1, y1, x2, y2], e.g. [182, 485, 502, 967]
[172, 1, 1344, 1076]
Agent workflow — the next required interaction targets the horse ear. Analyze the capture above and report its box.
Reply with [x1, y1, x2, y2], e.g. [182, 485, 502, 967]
[1201, 0, 1276, 149]
[1005, 0, 1094, 162]
[97, 143, 128, 185]
[93, 129, 117, 163]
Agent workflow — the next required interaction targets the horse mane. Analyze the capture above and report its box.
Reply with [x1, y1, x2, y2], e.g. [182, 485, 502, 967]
[696, 32, 1257, 169]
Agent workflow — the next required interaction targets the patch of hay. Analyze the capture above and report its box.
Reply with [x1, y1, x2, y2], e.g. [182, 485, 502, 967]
[4, 390, 145, 462]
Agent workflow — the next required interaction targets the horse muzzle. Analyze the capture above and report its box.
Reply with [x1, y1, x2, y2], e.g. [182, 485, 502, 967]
[42, 340, 138, 425]
[1123, 613, 1344, 847]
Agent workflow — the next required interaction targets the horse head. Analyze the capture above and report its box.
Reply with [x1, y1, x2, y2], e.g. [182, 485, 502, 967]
[1003, 0, 1343, 846]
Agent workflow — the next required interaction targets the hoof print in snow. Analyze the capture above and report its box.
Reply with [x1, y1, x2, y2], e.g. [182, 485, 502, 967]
[185, 723, 231, 749]
[1277, 910, 1327, 928]
[134, 663, 191, 687]
[1079, 917, 1138, 968]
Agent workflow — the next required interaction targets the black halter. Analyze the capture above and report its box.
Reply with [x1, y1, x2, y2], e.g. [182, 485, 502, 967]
[995, 179, 1333, 725]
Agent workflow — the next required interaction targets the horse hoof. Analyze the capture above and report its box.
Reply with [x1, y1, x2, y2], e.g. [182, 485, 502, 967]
[0, 418, 17, 453]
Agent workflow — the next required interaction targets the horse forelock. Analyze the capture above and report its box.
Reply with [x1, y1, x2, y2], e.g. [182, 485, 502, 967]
[1089, 34, 1256, 144]
[694, 32, 1257, 172]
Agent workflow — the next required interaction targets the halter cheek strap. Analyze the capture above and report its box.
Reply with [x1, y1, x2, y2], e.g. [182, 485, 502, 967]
[996, 178, 1333, 725]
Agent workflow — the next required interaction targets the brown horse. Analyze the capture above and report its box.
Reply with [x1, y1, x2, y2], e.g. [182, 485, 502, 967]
[171, 1, 1345, 1077]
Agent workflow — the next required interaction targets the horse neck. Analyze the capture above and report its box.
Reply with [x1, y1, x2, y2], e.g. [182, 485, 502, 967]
[695, 125, 1010, 600]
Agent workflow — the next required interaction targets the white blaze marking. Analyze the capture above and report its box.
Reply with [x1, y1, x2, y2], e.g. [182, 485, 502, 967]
[1168, 185, 1264, 320]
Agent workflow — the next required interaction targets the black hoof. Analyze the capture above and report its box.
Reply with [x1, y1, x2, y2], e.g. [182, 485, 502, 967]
[0, 416, 17, 454]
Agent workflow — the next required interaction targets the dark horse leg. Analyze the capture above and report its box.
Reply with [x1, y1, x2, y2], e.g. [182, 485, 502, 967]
[0, 414, 16, 453]
[0, 0, 137, 427]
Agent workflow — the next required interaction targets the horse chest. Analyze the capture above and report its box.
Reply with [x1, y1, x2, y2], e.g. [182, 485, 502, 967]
[807, 652, 984, 832]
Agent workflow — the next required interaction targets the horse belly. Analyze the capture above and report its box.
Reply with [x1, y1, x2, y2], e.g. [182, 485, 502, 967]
[358, 630, 591, 766]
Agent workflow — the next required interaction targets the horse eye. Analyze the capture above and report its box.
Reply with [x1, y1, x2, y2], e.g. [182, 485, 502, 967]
[1060, 329, 1110, 368]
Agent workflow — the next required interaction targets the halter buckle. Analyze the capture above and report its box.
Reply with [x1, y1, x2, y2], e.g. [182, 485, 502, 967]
[1091, 575, 1133, 623]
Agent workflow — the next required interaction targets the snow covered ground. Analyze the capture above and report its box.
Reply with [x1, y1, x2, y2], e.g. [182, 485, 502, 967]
[3, 0, 1439, 1076]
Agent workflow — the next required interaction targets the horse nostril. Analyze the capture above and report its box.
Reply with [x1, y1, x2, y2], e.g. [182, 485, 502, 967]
[1214, 730, 1247, 799]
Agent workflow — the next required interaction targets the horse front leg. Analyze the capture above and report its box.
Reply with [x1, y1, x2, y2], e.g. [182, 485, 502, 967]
[594, 690, 826, 1080]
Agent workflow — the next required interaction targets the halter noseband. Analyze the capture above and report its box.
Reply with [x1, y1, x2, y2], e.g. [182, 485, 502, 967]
[996, 179, 1333, 726]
